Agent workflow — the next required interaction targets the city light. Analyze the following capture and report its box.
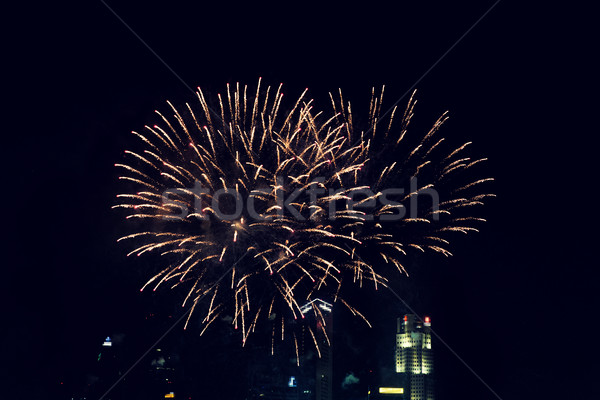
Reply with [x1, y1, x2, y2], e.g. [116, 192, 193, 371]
[379, 387, 404, 394]
[288, 376, 297, 388]
[300, 298, 333, 314]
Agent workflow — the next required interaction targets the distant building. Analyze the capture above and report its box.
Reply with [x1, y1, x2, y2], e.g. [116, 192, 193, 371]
[96, 336, 121, 389]
[395, 315, 434, 400]
[149, 347, 179, 398]
[246, 299, 332, 400]
[246, 345, 301, 400]
[300, 299, 333, 400]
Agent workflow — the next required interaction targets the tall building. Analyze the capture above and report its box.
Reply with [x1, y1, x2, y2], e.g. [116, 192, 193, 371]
[246, 298, 332, 400]
[246, 340, 303, 400]
[149, 347, 178, 398]
[300, 298, 333, 400]
[96, 336, 122, 391]
[395, 315, 434, 400]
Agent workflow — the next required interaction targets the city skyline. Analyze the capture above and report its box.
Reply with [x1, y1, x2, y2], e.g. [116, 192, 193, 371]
[62, 304, 440, 399]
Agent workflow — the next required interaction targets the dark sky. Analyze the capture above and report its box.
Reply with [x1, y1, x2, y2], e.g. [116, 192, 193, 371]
[5, 1, 597, 399]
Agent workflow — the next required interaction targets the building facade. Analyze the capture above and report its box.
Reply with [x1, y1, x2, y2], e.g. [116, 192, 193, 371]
[395, 315, 434, 400]
[300, 298, 333, 400]
[246, 299, 333, 400]
[313, 301, 332, 400]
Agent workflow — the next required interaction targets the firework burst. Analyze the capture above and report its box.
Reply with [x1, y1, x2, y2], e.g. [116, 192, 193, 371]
[114, 79, 493, 357]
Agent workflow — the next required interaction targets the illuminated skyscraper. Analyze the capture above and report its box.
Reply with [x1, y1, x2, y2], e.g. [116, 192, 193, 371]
[395, 314, 434, 400]
[301, 299, 333, 400]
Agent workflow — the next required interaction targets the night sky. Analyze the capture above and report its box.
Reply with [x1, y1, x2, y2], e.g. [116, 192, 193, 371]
[5, 2, 598, 399]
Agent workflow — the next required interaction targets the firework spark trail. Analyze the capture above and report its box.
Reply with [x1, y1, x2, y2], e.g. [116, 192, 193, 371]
[115, 80, 492, 355]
